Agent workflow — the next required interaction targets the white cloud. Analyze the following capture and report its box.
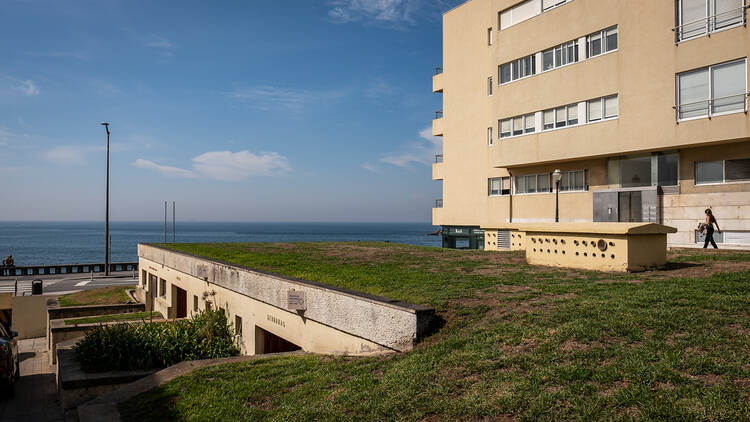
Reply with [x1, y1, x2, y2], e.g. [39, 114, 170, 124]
[230, 86, 347, 112]
[361, 162, 380, 172]
[133, 159, 197, 178]
[132, 150, 290, 182]
[379, 126, 441, 168]
[193, 151, 290, 181]
[17, 80, 39, 96]
[146, 34, 174, 50]
[328, 0, 420, 24]
[43, 146, 87, 166]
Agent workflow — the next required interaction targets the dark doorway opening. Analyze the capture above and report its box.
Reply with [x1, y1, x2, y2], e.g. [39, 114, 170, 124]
[255, 326, 301, 354]
[175, 287, 187, 319]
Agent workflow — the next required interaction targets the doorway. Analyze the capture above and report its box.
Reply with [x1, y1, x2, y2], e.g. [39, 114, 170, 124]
[255, 326, 301, 354]
[174, 287, 187, 319]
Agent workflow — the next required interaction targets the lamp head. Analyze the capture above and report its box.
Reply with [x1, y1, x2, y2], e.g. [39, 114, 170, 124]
[553, 168, 562, 182]
[101, 122, 109, 126]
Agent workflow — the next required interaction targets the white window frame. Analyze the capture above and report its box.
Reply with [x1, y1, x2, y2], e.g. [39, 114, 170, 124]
[587, 26, 618, 58]
[488, 127, 494, 145]
[559, 170, 588, 192]
[514, 173, 552, 195]
[695, 158, 750, 185]
[676, 0, 747, 43]
[498, 54, 536, 85]
[488, 177, 511, 196]
[499, 114, 536, 139]
[488, 76, 493, 96]
[488, 27, 494, 46]
[587, 95, 619, 123]
[676, 58, 748, 122]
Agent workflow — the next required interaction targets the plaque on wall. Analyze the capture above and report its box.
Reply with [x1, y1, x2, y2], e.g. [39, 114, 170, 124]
[287, 290, 306, 311]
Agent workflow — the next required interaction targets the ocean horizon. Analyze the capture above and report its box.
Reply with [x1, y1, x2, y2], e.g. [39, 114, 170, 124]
[0, 221, 442, 266]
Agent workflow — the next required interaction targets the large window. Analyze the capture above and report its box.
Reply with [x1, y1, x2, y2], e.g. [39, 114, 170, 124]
[499, 0, 572, 31]
[696, 158, 750, 184]
[489, 177, 511, 196]
[499, 113, 535, 139]
[587, 95, 619, 122]
[587, 26, 618, 58]
[677, 59, 747, 120]
[609, 152, 680, 188]
[499, 55, 536, 84]
[542, 40, 578, 71]
[515, 173, 551, 194]
[543, 104, 578, 130]
[559, 170, 587, 192]
[677, 0, 745, 42]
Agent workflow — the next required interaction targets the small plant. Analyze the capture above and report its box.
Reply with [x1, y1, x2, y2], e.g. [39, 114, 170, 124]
[73, 308, 239, 372]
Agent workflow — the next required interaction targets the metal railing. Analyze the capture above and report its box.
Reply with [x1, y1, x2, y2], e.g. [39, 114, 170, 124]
[435, 154, 443, 163]
[435, 66, 443, 75]
[673, 4, 748, 43]
[435, 199, 443, 208]
[0, 262, 138, 277]
[435, 110, 443, 119]
[673, 93, 749, 121]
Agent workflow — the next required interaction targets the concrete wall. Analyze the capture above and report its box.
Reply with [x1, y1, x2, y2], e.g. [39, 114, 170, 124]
[138, 244, 435, 356]
[12, 295, 48, 339]
[435, 0, 750, 249]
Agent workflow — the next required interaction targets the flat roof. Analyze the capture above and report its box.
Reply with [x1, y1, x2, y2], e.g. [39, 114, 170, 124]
[486, 222, 678, 235]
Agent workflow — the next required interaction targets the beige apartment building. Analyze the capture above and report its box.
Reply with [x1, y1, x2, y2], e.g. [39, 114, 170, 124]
[433, 0, 750, 249]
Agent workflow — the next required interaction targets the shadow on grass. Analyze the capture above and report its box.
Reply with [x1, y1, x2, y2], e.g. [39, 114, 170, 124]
[661, 261, 704, 271]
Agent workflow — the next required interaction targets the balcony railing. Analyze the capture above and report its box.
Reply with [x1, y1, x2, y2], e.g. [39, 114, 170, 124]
[673, 4, 748, 43]
[435, 66, 443, 75]
[673, 93, 749, 122]
[435, 154, 443, 163]
[435, 199, 443, 208]
[435, 110, 443, 119]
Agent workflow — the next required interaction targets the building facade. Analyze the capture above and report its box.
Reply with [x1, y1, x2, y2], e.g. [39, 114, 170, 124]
[433, 0, 750, 249]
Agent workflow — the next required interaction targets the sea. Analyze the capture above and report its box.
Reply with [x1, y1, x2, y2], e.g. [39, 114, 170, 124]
[0, 222, 442, 266]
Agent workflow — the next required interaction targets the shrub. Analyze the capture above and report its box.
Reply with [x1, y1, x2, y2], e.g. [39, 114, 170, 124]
[73, 308, 240, 372]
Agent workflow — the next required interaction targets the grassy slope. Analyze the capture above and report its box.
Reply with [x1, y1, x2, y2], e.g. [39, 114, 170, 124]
[64, 311, 161, 325]
[119, 243, 750, 421]
[57, 285, 135, 307]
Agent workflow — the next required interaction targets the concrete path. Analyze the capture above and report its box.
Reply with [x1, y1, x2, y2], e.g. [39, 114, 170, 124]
[0, 337, 66, 421]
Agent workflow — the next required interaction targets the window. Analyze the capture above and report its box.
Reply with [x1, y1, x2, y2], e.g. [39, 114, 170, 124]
[499, 114, 535, 139]
[567, 104, 578, 126]
[587, 95, 618, 122]
[657, 152, 680, 186]
[488, 177, 511, 196]
[524, 113, 536, 133]
[159, 278, 166, 297]
[696, 158, 750, 184]
[500, 119, 511, 138]
[677, 0, 745, 42]
[543, 0, 567, 11]
[588, 26, 618, 58]
[488, 27, 493, 45]
[555, 106, 566, 128]
[544, 105, 576, 130]
[499, 54, 536, 84]
[193, 295, 199, 312]
[543, 40, 578, 72]
[609, 152, 679, 188]
[500, 0, 541, 30]
[488, 77, 493, 96]
[141, 270, 147, 286]
[559, 170, 587, 192]
[543, 109, 554, 130]
[488, 127, 493, 145]
[677, 59, 746, 120]
[235, 315, 243, 338]
[515, 173, 551, 194]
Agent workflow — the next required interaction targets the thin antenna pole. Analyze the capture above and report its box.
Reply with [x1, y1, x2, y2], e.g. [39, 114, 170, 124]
[172, 201, 176, 243]
[164, 201, 167, 243]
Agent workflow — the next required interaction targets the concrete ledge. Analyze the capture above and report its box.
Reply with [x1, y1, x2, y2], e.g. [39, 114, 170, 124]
[78, 351, 306, 422]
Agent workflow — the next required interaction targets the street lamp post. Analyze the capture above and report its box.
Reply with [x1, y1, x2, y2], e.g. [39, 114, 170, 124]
[101, 122, 110, 276]
[553, 169, 561, 223]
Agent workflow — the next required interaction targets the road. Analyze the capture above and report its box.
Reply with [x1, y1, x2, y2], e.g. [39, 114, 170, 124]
[0, 272, 138, 296]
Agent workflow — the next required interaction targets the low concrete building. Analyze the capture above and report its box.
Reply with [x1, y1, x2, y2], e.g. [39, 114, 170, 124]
[136, 244, 435, 356]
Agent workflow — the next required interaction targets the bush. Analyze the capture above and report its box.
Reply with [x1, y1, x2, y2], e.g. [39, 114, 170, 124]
[73, 308, 240, 372]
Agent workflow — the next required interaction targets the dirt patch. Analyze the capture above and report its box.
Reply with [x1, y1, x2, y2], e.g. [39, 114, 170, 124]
[545, 385, 564, 394]
[600, 380, 629, 397]
[652, 381, 675, 391]
[677, 371, 723, 386]
[665, 332, 688, 346]
[500, 337, 539, 355]
[560, 339, 591, 353]
[728, 323, 750, 337]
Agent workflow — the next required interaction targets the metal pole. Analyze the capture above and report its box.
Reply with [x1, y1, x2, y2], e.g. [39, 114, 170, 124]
[102, 123, 110, 276]
[164, 201, 167, 243]
[555, 180, 560, 223]
[172, 201, 176, 243]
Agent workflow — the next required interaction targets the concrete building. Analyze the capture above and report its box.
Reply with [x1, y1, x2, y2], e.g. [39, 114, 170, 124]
[433, 0, 750, 249]
[136, 244, 434, 356]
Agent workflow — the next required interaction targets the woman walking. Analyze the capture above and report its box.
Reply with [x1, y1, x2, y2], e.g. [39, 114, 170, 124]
[703, 209, 721, 249]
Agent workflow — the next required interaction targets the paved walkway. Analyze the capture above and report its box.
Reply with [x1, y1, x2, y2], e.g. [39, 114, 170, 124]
[0, 337, 66, 421]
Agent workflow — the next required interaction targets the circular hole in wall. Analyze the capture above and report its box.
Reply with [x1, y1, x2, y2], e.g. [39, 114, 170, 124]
[597, 239, 607, 252]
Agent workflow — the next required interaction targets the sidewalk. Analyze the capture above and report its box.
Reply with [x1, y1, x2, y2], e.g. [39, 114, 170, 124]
[0, 337, 66, 421]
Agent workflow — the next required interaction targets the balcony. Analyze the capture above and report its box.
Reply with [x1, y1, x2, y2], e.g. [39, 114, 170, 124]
[433, 66, 444, 93]
[432, 155, 444, 180]
[433, 110, 444, 136]
[673, 5, 748, 44]
[674, 93, 750, 122]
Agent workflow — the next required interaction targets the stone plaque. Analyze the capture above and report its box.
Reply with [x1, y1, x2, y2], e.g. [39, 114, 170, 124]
[196, 264, 209, 279]
[287, 290, 306, 311]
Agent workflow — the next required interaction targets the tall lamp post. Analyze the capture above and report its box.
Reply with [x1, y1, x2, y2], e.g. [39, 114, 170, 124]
[101, 122, 110, 276]
[553, 169, 561, 223]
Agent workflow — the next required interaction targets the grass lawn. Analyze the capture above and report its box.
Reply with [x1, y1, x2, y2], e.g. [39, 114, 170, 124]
[119, 243, 750, 421]
[64, 311, 161, 325]
[57, 285, 135, 307]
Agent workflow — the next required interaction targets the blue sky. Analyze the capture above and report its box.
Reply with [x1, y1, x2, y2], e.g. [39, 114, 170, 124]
[0, 0, 462, 222]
